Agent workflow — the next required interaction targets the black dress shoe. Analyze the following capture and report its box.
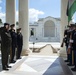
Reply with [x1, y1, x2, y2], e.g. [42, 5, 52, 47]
[3, 68, 9, 71]
[67, 63, 74, 66]
[10, 60, 16, 63]
[16, 57, 21, 59]
[7, 65, 12, 68]
[71, 67, 76, 71]
[19, 57, 22, 59]
[65, 60, 69, 62]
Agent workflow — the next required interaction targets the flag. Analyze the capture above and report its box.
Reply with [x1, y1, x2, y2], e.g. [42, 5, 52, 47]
[67, 0, 76, 22]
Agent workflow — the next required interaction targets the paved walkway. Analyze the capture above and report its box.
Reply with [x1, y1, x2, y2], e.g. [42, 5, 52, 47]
[0, 42, 60, 73]
[0, 42, 75, 75]
[29, 42, 60, 49]
[0, 55, 73, 75]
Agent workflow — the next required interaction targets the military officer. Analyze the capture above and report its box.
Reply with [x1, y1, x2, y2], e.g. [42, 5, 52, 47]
[1, 23, 12, 70]
[71, 24, 76, 71]
[63, 25, 69, 62]
[9, 24, 17, 63]
[16, 28, 23, 59]
[67, 24, 75, 66]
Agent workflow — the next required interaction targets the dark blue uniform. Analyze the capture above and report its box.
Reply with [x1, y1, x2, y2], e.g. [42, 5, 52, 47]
[9, 29, 17, 62]
[64, 29, 72, 63]
[16, 32, 23, 59]
[67, 30, 74, 66]
[72, 30, 76, 70]
[64, 29, 69, 61]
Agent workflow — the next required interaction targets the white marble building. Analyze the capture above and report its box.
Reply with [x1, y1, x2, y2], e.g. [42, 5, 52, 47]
[29, 16, 60, 42]
[0, 16, 60, 42]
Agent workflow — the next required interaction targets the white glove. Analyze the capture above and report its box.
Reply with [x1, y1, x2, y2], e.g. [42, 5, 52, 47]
[68, 46, 70, 48]
[70, 39, 73, 43]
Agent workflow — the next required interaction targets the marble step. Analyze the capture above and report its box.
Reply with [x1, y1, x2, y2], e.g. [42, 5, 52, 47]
[0, 71, 42, 75]
[0, 55, 74, 75]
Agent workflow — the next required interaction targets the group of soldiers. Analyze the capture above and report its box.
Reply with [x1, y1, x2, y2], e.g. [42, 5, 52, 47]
[0, 23, 23, 71]
[62, 23, 76, 71]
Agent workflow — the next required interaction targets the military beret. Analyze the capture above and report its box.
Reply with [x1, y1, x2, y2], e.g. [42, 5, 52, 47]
[4, 23, 10, 26]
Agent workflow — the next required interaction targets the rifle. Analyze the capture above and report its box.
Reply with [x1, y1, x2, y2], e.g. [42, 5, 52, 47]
[61, 37, 65, 47]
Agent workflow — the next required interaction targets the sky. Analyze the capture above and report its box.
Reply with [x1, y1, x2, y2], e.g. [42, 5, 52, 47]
[0, 0, 61, 23]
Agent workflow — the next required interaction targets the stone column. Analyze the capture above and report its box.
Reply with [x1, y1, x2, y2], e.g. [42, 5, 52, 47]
[19, 0, 31, 56]
[59, 0, 68, 57]
[6, 0, 16, 25]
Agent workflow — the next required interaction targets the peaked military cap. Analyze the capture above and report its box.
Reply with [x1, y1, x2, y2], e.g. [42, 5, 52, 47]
[10, 24, 15, 27]
[17, 28, 21, 31]
[67, 25, 70, 27]
[68, 24, 75, 27]
[4, 23, 10, 26]
[75, 23, 76, 25]
[74, 23, 76, 27]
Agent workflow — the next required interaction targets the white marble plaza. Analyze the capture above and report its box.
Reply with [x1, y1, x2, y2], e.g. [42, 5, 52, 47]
[0, 55, 73, 75]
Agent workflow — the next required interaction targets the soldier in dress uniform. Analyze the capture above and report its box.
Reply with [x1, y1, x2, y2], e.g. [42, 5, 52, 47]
[67, 24, 75, 66]
[16, 28, 23, 59]
[1, 23, 12, 70]
[71, 24, 76, 71]
[63, 25, 70, 62]
[9, 24, 17, 63]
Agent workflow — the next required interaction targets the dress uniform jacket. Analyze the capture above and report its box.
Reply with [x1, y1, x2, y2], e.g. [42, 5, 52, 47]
[16, 32, 23, 59]
[9, 29, 17, 62]
[1, 28, 12, 68]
